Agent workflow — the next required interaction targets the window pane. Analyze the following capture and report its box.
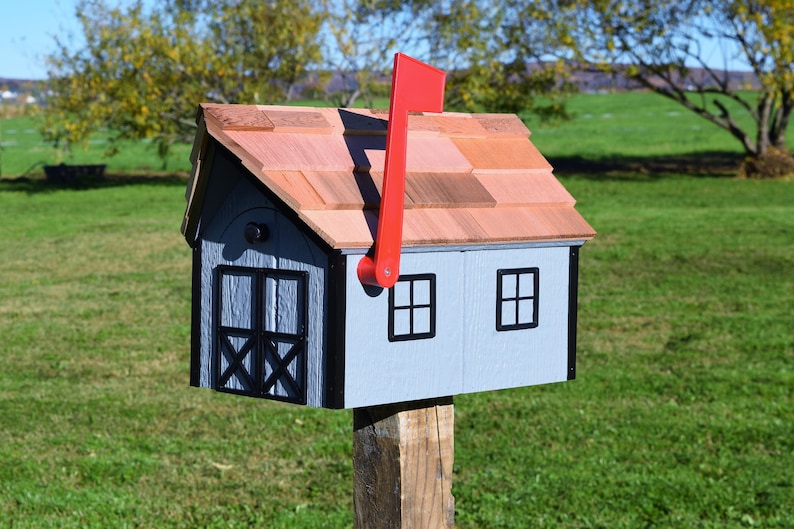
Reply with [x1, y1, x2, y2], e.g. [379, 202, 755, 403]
[393, 308, 412, 336]
[501, 273, 517, 298]
[518, 299, 536, 326]
[413, 307, 431, 335]
[413, 279, 431, 306]
[220, 271, 255, 329]
[518, 272, 535, 297]
[501, 301, 517, 327]
[497, 267, 540, 331]
[393, 280, 411, 307]
[265, 274, 304, 335]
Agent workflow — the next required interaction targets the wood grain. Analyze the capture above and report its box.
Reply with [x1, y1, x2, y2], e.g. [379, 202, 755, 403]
[364, 136, 473, 175]
[353, 398, 454, 529]
[405, 171, 496, 208]
[224, 131, 354, 172]
[402, 208, 489, 245]
[302, 170, 381, 209]
[452, 137, 552, 172]
[473, 114, 531, 138]
[201, 104, 275, 131]
[256, 170, 326, 210]
[262, 109, 333, 134]
[431, 114, 489, 138]
[337, 108, 388, 135]
[473, 170, 576, 206]
[468, 205, 597, 242]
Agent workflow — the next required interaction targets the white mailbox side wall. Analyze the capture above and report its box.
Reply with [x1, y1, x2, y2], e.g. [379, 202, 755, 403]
[343, 252, 467, 408]
[461, 246, 572, 393]
[342, 245, 574, 408]
[197, 175, 329, 407]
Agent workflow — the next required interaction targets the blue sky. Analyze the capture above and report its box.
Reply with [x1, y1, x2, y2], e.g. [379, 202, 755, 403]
[1, 1, 81, 79]
[1, 1, 749, 81]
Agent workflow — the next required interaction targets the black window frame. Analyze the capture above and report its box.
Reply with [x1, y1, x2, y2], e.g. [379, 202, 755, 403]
[496, 267, 539, 331]
[388, 273, 436, 342]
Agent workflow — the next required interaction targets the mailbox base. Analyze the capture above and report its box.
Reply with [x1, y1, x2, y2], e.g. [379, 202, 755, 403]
[353, 397, 454, 529]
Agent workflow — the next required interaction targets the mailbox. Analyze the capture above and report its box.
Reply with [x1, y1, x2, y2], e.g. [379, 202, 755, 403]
[181, 55, 595, 409]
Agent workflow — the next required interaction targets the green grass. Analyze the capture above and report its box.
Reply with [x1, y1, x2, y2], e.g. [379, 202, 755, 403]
[1, 92, 793, 527]
[526, 92, 794, 177]
[455, 176, 794, 528]
[0, 116, 191, 178]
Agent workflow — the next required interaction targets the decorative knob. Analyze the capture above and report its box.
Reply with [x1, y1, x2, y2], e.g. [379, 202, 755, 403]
[244, 222, 269, 244]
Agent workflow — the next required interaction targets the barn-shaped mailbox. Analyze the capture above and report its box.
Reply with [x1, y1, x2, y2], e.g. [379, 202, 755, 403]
[182, 100, 595, 409]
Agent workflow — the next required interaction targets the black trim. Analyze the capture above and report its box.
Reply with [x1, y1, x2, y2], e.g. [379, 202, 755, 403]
[325, 251, 347, 409]
[189, 244, 203, 387]
[567, 246, 580, 380]
[388, 274, 436, 342]
[184, 136, 216, 248]
[496, 267, 540, 331]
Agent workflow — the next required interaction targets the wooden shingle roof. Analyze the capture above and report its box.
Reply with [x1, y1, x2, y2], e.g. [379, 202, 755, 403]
[182, 103, 595, 249]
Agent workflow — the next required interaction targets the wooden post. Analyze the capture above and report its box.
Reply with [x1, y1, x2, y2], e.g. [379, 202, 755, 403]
[353, 397, 454, 529]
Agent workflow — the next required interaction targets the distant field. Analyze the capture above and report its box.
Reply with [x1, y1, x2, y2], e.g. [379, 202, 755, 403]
[529, 91, 759, 158]
[1, 91, 788, 178]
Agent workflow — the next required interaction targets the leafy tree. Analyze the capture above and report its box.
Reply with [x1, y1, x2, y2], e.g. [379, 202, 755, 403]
[362, 1, 575, 118]
[535, 0, 794, 176]
[43, 0, 324, 166]
[379, 0, 793, 176]
[317, 0, 429, 108]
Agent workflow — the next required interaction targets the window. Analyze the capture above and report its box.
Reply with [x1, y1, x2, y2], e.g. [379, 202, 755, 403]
[496, 267, 539, 331]
[388, 274, 436, 342]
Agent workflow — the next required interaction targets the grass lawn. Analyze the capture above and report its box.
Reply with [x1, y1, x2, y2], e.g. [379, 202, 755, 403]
[0, 115, 191, 178]
[1, 92, 793, 527]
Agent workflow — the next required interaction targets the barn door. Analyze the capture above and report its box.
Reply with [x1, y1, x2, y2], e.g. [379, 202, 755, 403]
[215, 265, 308, 404]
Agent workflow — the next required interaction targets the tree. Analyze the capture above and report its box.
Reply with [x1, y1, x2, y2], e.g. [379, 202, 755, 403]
[380, 0, 793, 176]
[316, 0, 432, 108]
[534, 0, 794, 176]
[363, 1, 575, 118]
[43, 0, 324, 166]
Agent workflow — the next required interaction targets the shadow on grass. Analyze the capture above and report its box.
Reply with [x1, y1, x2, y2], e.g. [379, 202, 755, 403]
[1, 150, 746, 192]
[0, 173, 189, 193]
[548, 150, 744, 180]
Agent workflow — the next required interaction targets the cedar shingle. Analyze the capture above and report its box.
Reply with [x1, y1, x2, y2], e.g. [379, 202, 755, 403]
[405, 172, 496, 208]
[202, 104, 274, 131]
[337, 109, 388, 135]
[262, 109, 333, 134]
[365, 136, 473, 175]
[452, 137, 552, 172]
[473, 114, 530, 138]
[302, 170, 384, 209]
[473, 171, 575, 206]
[431, 115, 489, 138]
[256, 171, 326, 210]
[225, 131, 354, 172]
[185, 103, 596, 249]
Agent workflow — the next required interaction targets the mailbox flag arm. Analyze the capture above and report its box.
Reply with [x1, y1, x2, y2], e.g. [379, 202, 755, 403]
[357, 53, 446, 289]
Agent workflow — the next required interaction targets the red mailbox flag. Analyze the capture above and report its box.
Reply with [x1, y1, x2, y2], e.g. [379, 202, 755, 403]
[357, 53, 446, 288]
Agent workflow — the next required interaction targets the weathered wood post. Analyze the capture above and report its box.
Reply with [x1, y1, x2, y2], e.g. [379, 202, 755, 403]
[353, 398, 455, 529]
